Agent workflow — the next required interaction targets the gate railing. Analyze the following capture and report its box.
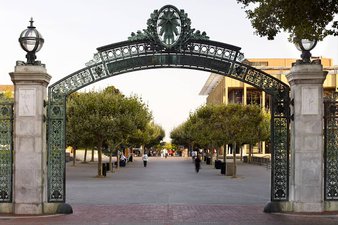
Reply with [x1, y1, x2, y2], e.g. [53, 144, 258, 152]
[324, 96, 338, 200]
[0, 102, 14, 203]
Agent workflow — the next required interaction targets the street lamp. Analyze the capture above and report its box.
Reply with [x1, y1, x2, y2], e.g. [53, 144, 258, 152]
[294, 38, 317, 64]
[18, 18, 44, 64]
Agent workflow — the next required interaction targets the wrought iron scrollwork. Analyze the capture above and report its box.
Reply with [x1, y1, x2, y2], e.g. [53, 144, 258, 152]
[324, 96, 338, 200]
[0, 102, 13, 203]
[47, 4, 290, 203]
[128, 5, 209, 51]
[271, 96, 290, 201]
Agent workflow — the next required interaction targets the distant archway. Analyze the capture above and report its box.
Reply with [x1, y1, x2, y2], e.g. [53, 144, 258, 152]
[47, 5, 290, 204]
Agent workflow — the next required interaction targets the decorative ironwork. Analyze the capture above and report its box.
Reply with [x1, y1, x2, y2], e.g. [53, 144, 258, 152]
[47, 5, 290, 202]
[128, 5, 209, 50]
[0, 102, 13, 203]
[270, 97, 290, 201]
[324, 95, 338, 200]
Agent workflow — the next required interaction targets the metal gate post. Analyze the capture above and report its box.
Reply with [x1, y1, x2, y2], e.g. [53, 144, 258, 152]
[0, 102, 14, 213]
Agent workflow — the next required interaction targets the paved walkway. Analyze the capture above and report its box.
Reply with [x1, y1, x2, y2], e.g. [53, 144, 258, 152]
[1, 157, 338, 225]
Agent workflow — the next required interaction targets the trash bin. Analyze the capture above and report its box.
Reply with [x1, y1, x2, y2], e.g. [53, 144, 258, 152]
[106, 162, 110, 171]
[129, 155, 133, 162]
[220, 162, 226, 175]
[215, 160, 221, 169]
[206, 157, 211, 165]
[226, 162, 234, 176]
[102, 163, 107, 176]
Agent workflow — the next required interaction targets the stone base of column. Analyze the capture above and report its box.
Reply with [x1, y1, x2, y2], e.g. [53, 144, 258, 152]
[292, 202, 324, 212]
[0, 203, 13, 213]
[14, 203, 43, 215]
[325, 201, 338, 211]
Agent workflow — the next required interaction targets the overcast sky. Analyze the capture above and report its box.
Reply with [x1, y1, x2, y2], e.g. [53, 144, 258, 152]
[1, 1, 337, 141]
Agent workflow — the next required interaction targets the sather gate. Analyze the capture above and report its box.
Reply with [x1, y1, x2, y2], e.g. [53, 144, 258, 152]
[46, 5, 290, 204]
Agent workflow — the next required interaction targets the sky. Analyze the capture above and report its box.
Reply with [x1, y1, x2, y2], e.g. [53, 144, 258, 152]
[1, 0, 338, 141]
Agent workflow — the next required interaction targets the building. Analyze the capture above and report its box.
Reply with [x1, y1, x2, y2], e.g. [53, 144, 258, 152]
[0, 85, 14, 99]
[199, 57, 338, 154]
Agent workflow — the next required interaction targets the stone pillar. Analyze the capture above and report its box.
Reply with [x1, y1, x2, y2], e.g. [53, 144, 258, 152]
[286, 62, 327, 212]
[10, 63, 51, 214]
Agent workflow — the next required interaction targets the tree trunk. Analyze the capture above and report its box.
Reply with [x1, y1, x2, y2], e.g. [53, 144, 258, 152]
[91, 148, 95, 162]
[116, 151, 120, 170]
[83, 148, 88, 163]
[72, 147, 76, 166]
[97, 146, 103, 177]
[240, 145, 243, 161]
[248, 144, 253, 163]
[232, 142, 237, 178]
[223, 145, 226, 174]
[109, 152, 113, 173]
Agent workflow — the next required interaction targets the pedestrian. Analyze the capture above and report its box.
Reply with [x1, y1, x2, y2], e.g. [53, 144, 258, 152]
[142, 153, 149, 167]
[191, 150, 196, 162]
[195, 154, 201, 173]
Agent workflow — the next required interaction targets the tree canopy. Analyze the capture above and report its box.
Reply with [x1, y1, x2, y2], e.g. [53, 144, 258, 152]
[66, 86, 153, 176]
[170, 103, 269, 177]
[0, 89, 13, 102]
[171, 104, 269, 149]
[237, 0, 338, 41]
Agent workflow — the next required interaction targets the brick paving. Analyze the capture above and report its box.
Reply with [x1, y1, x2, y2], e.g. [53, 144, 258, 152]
[1, 157, 338, 225]
[1, 204, 338, 225]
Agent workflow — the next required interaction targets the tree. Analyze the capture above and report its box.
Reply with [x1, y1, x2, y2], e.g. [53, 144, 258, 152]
[128, 122, 164, 155]
[171, 117, 199, 151]
[144, 123, 165, 149]
[0, 89, 13, 102]
[66, 86, 152, 176]
[239, 105, 268, 163]
[237, 0, 338, 41]
[171, 104, 266, 177]
[67, 93, 96, 165]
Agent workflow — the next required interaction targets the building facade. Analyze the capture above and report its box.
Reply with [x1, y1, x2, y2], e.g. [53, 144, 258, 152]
[199, 57, 338, 154]
[0, 85, 14, 99]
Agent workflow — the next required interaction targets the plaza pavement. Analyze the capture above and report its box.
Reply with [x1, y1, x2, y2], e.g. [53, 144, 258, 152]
[1, 157, 338, 225]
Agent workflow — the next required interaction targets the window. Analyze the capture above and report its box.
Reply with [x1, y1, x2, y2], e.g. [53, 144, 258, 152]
[228, 89, 243, 104]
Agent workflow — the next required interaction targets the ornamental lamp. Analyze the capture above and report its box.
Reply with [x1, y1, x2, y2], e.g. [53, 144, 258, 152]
[18, 18, 44, 64]
[294, 38, 317, 64]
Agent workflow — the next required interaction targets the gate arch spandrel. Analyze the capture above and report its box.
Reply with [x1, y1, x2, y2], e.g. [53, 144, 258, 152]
[47, 4, 290, 203]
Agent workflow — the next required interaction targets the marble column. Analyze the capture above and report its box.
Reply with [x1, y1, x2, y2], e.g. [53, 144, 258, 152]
[10, 63, 51, 214]
[286, 62, 327, 212]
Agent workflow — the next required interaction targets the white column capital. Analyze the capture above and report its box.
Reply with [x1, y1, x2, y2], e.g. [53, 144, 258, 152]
[10, 64, 51, 87]
[286, 63, 327, 85]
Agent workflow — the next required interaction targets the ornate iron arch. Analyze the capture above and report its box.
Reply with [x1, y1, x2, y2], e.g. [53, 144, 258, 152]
[47, 5, 290, 203]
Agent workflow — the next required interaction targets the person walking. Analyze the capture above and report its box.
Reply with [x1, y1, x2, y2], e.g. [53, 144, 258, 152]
[195, 154, 201, 173]
[142, 153, 149, 167]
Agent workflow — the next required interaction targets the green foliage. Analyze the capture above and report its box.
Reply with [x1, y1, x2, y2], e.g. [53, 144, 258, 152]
[0, 89, 13, 103]
[170, 104, 269, 148]
[66, 86, 152, 151]
[66, 86, 153, 176]
[128, 122, 165, 148]
[237, 0, 338, 41]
